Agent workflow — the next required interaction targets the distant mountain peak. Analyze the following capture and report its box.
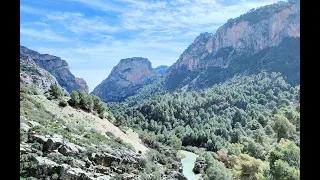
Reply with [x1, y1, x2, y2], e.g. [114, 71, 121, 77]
[92, 57, 159, 102]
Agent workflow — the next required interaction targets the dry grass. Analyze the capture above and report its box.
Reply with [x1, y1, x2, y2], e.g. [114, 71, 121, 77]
[31, 95, 149, 154]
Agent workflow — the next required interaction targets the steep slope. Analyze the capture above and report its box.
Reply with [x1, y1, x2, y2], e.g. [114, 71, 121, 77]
[92, 57, 159, 102]
[20, 87, 185, 179]
[20, 55, 64, 93]
[20, 45, 89, 93]
[165, 0, 300, 91]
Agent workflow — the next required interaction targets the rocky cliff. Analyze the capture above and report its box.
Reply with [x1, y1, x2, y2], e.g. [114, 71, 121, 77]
[20, 55, 63, 93]
[92, 57, 159, 102]
[20, 45, 89, 93]
[165, 0, 300, 90]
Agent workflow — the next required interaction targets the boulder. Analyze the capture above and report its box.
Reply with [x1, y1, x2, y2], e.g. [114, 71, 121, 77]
[27, 121, 42, 128]
[73, 159, 87, 169]
[122, 173, 136, 180]
[21, 123, 31, 132]
[44, 137, 64, 151]
[60, 167, 111, 180]
[59, 143, 79, 156]
[94, 152, 121, 167]
[94, 165, 111, 174]
[60, 167, 91, 180]
[34, 156, 64, 177]
[28, 133, 48, 144]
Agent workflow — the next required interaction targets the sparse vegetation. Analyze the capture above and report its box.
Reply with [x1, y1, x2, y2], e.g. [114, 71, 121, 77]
[48, 83, 64, 100]
[68, 90, 108, 117]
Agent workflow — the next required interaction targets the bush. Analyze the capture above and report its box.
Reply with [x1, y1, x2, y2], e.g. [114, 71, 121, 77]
[105, 131, 116, 138]
[59, 99, 68, 107]
[48, 83, 64, 99]
[46, 153, 74, 166]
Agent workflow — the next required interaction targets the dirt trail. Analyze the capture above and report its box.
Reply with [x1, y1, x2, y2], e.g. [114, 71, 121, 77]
[32, 95, 149, 154]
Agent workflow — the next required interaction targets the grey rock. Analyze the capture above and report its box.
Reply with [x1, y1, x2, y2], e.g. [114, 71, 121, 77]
[44, 137, 64, 151]
[28, 133, 48, 144]
[60, 167, 111, 180]
[21, 123, 31, 132]
[27, 121, 42, 128]
[34, 156, 64, 177]
[59, 143, 79, 156]
[21, 45, 89, 94]
[73, 159, 87, 169]
[60, 167, 90, 180]
[94, 152, 121, 167]
[20, 56, 64, 93]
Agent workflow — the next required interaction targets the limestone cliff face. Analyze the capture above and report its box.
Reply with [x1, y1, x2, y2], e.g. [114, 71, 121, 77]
[20, 46, 89, 93]
[20, 55, 63, 93]
[166, 0, 300, 90]
[75, 77, 89, 94]
[92, 57, 159, 102]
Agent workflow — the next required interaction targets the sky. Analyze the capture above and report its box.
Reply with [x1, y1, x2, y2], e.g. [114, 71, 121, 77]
[20, 0, 284, 92]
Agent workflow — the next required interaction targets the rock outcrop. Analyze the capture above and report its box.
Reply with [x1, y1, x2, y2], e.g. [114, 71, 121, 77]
[165, 0, 300, 90]
[20, 55, 62, 93]
[20, 45, 89, 93]
[92, 57, 159, 102]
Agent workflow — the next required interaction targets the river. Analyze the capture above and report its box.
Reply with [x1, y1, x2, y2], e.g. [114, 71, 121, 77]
[179, 150, 201, 180]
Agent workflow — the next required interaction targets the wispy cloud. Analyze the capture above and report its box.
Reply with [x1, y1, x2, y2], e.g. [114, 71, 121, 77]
[20, 5, 49, 15]
[45, 12, 119, 34]
[20, 28, 71, 42]
[70, 0, 126, 12]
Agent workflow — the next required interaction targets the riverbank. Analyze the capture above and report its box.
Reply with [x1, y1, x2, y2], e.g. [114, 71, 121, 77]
[179, 150, 201, 180]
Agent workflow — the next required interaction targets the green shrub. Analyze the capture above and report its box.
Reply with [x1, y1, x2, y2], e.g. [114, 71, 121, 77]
[59, 99, 68, 107]
[46, 152, 74, 166]
[30, 142, 43, 151]
[48, 83, 64, 99]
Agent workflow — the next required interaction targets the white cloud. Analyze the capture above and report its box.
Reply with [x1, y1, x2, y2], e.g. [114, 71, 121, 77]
[20, 28, 71, 42]
[45, 12, 119, 34]
[70, 0, 126, 12]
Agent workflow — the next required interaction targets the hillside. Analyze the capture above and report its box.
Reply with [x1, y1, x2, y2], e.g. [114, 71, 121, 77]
[20, 85, 186, 179]
[112, 72, 300, 179]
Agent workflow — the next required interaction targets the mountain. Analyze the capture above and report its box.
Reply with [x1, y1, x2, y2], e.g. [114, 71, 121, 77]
[154, 65, 169, 75]
[92, 57, 168, 102]
[20, 45, 89, 94]
[165, 0, 300, 91]
[20, 55, 64, 93]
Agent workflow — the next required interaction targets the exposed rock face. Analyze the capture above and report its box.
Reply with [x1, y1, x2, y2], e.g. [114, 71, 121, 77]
[20, 45, 89, 93]
[165, 0, 300, 90]
[20, 56, 62, 93]
[92, 57, 159, 102]
[76, 77, 89, 94]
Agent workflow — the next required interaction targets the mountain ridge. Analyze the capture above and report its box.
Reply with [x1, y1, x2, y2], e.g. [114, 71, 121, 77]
[20, 45, 89, 94]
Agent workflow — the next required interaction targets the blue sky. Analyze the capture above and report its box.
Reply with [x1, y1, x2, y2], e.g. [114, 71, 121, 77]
[20, 0, 284, 92]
